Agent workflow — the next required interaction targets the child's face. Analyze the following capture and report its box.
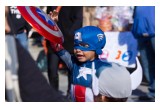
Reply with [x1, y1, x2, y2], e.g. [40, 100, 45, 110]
[74, 48, 96, 62]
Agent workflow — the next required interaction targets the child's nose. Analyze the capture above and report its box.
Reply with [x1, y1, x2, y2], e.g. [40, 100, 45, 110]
[75, 48, 81, 52]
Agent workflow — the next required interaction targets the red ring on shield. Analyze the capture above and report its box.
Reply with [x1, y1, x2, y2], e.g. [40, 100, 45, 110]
[17, 6, 63, 44]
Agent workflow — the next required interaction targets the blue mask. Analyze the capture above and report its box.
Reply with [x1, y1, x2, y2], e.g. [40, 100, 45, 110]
[74, 26, 106, 55]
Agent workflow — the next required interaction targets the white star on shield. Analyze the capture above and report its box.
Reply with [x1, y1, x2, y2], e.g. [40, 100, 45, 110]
[37, 10, 54, 26]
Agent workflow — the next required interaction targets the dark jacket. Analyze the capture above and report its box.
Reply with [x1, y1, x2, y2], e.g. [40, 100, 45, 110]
[6, 6, 31, 35]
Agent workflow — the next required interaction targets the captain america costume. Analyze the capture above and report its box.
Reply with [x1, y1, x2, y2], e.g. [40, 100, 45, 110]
[52, 26, 132, 102]
[57, 49, 110, 101]
[57, 49, 132, 102]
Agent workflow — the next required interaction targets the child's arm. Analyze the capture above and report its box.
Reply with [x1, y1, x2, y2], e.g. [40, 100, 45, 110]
[47, 7, 73, 71]
[50, 42, 73, 71]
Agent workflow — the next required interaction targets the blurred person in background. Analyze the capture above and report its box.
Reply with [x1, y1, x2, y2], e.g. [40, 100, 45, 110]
[95, 6, 134, 32]
[83, 6, 98, 26]
[132, 6, 155, 101]
[95, 6, 113, 32]
[6, 6, 32, 51]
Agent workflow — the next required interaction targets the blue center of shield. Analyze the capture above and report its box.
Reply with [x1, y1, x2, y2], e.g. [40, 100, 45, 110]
[36, 8, 55, 26]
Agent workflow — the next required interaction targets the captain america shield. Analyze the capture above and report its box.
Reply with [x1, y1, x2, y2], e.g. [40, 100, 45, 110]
[17, 6, 63, 44]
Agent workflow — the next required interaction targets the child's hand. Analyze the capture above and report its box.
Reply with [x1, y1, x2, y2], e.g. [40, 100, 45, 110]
[48, 10, 59, 22]
[50, 41, 64, 52]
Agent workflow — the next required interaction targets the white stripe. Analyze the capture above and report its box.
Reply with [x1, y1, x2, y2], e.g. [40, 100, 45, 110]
[70, 84, 75, 101]
[92, 62, 99, 95]
[85, 88, 94, 102]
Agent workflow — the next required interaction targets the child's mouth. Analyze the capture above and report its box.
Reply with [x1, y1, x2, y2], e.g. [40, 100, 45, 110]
[76, 54, 84, 59]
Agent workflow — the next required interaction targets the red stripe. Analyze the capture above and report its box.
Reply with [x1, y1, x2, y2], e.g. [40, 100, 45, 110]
[74, 85, 86, 102]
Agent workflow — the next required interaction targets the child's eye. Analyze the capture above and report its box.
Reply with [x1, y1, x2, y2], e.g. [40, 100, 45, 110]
[79, 43, 89, 48]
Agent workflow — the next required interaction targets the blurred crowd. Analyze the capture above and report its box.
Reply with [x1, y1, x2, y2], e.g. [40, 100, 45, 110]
[5, 6, 155, 102]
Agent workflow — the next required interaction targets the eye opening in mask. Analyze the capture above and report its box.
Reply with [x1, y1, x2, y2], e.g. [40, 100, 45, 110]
[77, 42, 89, 48]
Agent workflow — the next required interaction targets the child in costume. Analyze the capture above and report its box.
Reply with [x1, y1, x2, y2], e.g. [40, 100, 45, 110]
[50, 26, 132, 102]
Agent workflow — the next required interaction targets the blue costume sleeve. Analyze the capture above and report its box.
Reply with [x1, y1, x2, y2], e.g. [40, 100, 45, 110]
[57, 49, 73, 71]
